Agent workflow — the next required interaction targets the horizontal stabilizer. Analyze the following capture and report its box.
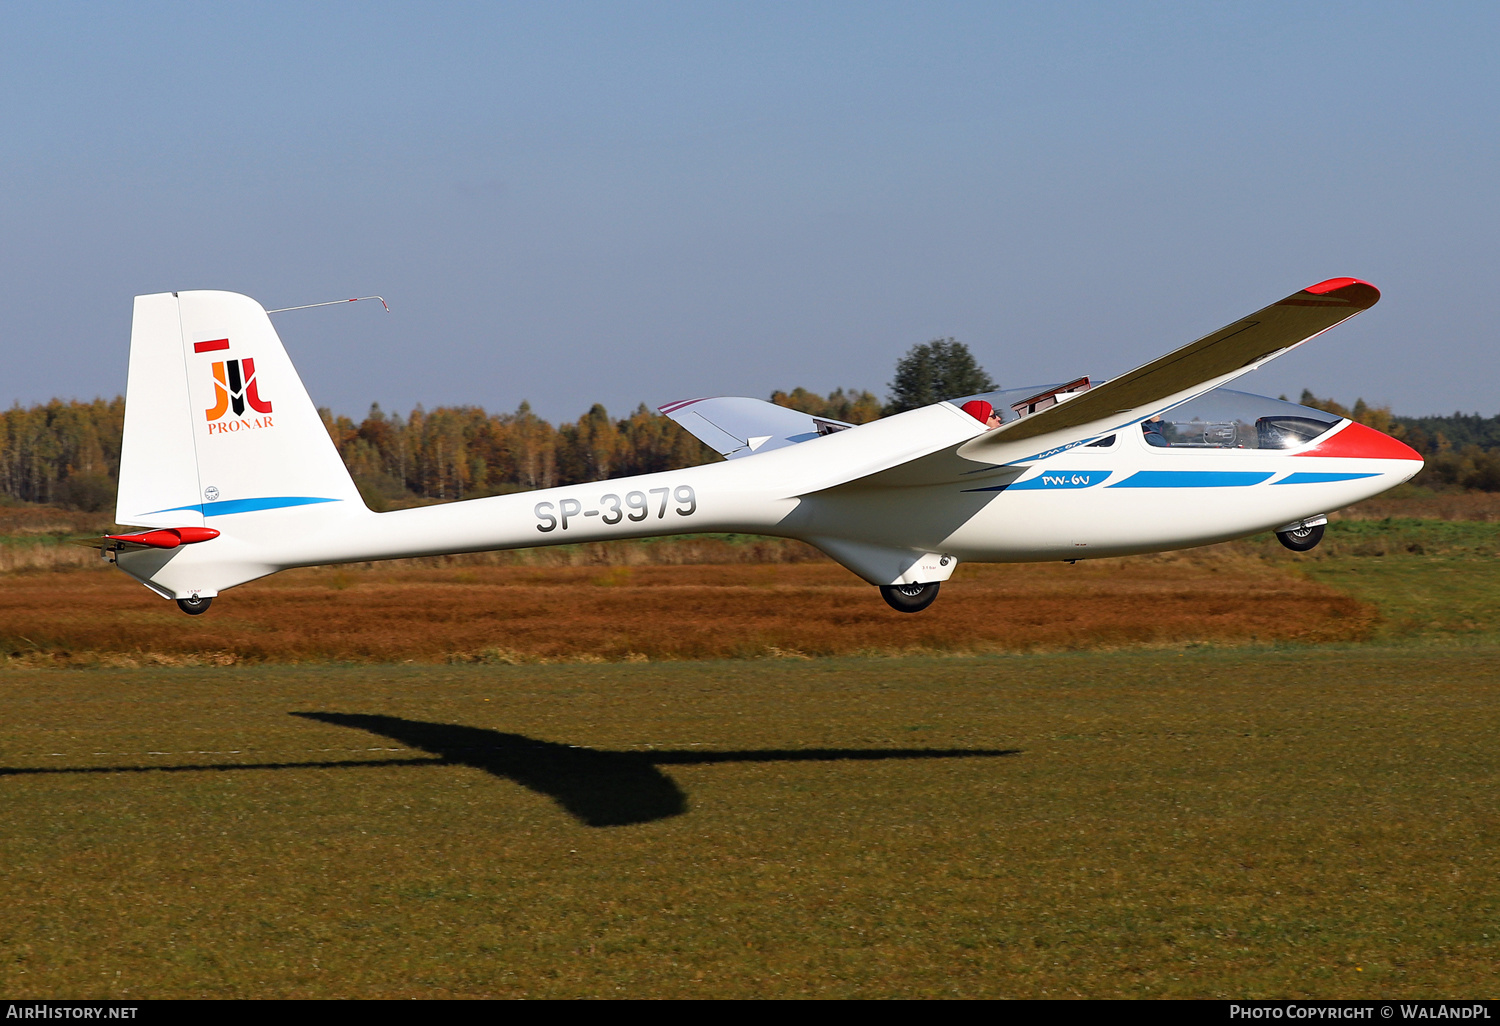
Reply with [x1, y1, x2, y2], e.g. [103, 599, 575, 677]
[659, 396, 855, 459]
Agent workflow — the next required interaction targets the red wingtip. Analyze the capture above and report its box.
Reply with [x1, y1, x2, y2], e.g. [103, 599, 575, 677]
[1305, 277, 1375, 295]
[1297, 277, 1380, 310]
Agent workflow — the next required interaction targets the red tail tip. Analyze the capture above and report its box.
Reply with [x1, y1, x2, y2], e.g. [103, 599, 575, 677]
[105, 527, 221, 549]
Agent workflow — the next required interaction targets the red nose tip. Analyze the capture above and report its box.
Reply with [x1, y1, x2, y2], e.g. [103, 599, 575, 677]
[1295, 421, 1423, 461]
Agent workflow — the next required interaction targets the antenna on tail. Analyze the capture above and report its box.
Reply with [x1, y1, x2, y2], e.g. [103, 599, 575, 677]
[266, 296, 390, 314]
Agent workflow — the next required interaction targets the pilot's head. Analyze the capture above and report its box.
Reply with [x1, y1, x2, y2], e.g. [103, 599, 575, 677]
[961, 400, 1001, 429]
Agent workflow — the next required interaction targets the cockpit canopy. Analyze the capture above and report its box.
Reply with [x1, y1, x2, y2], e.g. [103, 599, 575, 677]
[1140, 388, 1341, 449]
[953, 384, 1343, 449]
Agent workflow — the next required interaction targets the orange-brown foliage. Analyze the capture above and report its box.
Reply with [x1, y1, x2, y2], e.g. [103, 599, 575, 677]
[1, 559, 1371, 665]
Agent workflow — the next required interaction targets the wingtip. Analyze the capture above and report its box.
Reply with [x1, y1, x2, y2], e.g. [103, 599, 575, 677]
[657, 396, 714, 416]
[1304, 277, 1380, 307]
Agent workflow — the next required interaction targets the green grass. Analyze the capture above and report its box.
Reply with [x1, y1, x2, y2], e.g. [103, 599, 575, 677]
[1304, 558, 1500, 645]
[1286, 519, 1500, 645]
[1318, 518, 1500, 557]
[2, 649, 1497, 998]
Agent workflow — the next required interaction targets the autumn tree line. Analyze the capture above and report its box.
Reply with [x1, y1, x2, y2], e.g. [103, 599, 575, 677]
[320, 386, 881, 511]
[2, 338, 1498, 511]
[0, 388, 889, 513]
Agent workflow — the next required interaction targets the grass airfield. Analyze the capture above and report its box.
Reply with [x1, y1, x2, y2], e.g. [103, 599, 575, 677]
[2, 650, 1498, 998]
[1, 510, 1498, 998]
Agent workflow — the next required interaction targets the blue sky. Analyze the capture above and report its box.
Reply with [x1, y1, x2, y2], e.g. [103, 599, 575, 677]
[2, 2, 1496, 421]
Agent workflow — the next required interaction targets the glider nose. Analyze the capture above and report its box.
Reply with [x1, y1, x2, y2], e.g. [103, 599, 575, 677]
[1296, 421, 1424, 462]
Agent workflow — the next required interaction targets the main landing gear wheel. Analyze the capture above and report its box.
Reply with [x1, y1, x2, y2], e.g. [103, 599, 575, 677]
[1276, 523, 1325, 552]
[176, 596, 213, 616]
[880, 581, 940, 613]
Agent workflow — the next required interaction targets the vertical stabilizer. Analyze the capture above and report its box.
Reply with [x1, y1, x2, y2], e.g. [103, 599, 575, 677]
[115, 291, 367, 599]
[117, 291, 364, 528]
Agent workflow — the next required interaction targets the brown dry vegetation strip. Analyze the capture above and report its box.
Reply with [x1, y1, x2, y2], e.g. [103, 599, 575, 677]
[0, 506, 116, 536]
[0, 557, 1371, 664]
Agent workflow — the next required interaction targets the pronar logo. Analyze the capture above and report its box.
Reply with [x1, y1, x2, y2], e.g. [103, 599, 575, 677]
[197, 340, 274, 434]
[205, 359, 274, 431]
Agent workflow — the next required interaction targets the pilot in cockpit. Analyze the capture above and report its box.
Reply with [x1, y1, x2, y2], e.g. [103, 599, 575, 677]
[960, 400, 1003, 430]
[1141, 416, 1170, 446]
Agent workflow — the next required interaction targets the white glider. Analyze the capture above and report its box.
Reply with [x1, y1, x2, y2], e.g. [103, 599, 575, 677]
[106, 278, 1421, 614]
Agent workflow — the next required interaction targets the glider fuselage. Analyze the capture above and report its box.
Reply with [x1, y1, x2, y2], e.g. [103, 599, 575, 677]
[115, 399, 1419, 598]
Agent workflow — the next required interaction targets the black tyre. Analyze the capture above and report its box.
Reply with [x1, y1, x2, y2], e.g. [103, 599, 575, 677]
[1276, 522, 1325, 552]
[880, 581, 940, 613]
[176, 596, 213, 616]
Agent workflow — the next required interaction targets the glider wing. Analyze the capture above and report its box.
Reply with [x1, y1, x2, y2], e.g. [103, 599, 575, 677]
[659, 396, 856, 460]
[956, 277, 1379, 466]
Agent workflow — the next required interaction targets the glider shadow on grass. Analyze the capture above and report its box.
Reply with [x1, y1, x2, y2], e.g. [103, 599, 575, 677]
[1, 712, 1019, 828]
[295, 713, 1019, 827]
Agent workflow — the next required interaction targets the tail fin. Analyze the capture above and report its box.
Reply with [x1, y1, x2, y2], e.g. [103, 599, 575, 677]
[114, 291, 366, 600]
[117, 291, 364, 528]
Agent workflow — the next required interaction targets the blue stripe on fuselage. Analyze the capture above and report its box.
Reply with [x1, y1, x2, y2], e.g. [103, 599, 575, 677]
[1271, 472, 1381, 485]
[1006, 470, 1112, 490]
[963, 470, 1111, 493]
[144, 496, 342, 517]
[1107, 471, 1274, 488]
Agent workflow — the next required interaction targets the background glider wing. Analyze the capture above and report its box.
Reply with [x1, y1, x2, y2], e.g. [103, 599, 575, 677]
[658, 396, 856, 460]
[956, 277, 1380, 466]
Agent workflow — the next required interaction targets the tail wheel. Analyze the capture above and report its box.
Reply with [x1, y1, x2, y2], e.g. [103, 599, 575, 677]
[880, 581, 940, 613]
[176, 596, 213, 616]
[1276, 523, 1325, 552]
